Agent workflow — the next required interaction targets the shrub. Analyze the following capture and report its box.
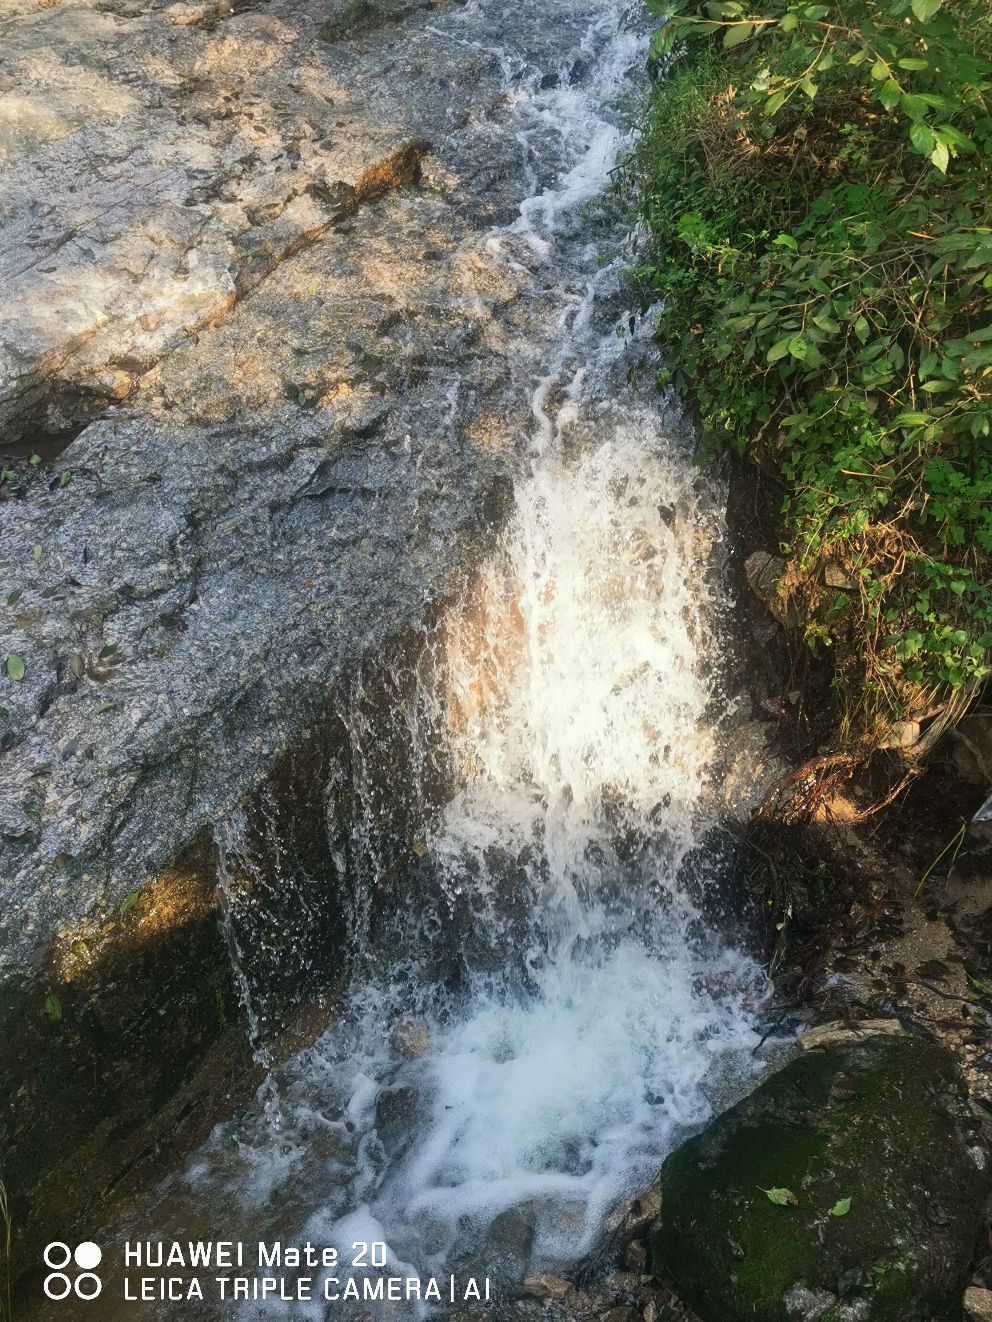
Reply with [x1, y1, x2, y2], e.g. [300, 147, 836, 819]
[627, 0, 992, 744]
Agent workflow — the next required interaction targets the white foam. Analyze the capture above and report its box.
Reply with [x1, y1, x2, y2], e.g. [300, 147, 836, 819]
[375, 938, 761, 1266]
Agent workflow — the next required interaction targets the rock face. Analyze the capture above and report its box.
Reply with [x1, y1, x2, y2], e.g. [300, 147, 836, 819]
[0, 0, 617, 978]
[0, 0, 612, 1266]
[650, 1035, 991, 1322]
[0, 0, 542, 979]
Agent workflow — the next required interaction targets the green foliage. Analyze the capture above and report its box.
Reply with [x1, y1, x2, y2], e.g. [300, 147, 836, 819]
[652, 0, 990, 173]
[628, 0, 992, 737]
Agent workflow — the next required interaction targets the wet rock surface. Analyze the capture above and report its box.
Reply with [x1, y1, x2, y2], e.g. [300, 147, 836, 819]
[650, 1034, 991, 1322]
[0, 0, 612, 976]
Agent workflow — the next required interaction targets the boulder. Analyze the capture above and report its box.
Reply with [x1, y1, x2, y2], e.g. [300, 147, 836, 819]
[389, 1017, 430, 1060]
[650, 1035, 991, 1322]
[0, 0, 592, 1271]
[744, 551, 798, 628]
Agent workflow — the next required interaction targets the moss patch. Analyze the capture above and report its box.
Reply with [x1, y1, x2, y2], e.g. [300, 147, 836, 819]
[650, 1035, 990, 1321]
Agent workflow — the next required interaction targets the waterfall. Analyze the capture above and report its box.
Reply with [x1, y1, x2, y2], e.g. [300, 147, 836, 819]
[141, 0, 770, 1312]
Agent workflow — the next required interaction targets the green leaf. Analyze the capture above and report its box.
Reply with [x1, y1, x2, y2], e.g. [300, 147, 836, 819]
[871, 59, 888, 81]
[119, 890, 140, 916]
[765, 90, 788, 116]
[6, 588, 22, 606]
[910, 122, 935, 155]
[930, 139, 950, 173]
[830, 1196, 852, 1216]
[779, 10, 798, 31]
[901, 94, 929, 122]
[898, 57, 929, 71]
[879, 80, 901, 111]
[788, 336, 809, 361]
[6, 654, 25, 682]
[914, 92, 955, 112]
[911, 0, 940, 21]
[723, 21, 754, 47]
[934, 123, 974, 154]
[767, 338, 793, 363]
[31, 544, 42, 561]
[759, 1186, 799, 1206]
[44, 993, 62, 1022]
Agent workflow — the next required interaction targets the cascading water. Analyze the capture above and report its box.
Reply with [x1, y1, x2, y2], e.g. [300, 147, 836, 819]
[101, 0, 774, 1312]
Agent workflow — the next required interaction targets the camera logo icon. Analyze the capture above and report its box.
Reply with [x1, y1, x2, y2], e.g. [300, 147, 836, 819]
[43, 1242, 103, 1301]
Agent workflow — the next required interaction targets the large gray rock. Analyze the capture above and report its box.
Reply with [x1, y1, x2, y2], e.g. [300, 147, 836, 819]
[650, 1035, 991, 1322]
[0, 0, 606, 980]
[0, 0, 627, 1261]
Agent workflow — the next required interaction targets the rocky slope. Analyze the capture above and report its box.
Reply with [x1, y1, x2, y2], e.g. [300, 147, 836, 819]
[0, 0, 615, 1263]
[0, 0, 590, 973]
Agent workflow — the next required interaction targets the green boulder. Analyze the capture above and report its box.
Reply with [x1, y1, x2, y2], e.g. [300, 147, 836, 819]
[650, 1034, 991, 1321]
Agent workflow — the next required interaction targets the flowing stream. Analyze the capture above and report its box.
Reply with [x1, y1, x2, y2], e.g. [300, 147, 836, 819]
[98, 0, 772, 1313]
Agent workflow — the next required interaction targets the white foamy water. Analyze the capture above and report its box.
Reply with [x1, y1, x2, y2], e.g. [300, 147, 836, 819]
[115, 0, 771, 1312]
[186, 424, 766, 1319]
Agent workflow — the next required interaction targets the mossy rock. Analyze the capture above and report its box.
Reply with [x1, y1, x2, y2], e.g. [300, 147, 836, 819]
[650, 1035, 991, 1321]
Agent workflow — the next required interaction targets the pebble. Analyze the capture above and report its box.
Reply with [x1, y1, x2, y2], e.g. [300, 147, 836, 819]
[389, 1017, 429, 1059]
[965, 1286, 992, 1322]
[603, 1183, 663, 1238]
[522, 1274, 572, 1302]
